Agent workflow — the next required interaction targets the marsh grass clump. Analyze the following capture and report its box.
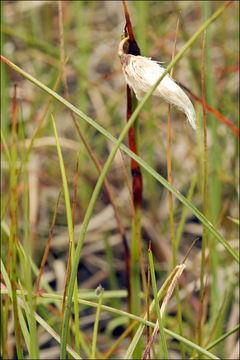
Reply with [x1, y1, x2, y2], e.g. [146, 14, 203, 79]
[1, 1, 239, 359]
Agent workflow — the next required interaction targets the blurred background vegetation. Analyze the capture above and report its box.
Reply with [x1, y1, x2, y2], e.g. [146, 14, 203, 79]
[1, 1, 239, 359]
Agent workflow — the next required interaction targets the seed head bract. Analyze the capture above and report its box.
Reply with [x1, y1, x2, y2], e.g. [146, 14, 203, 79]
[119, 50, 196, 130]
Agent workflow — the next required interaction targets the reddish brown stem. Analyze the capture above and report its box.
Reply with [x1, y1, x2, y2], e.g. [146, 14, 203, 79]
[122, 1, 142, 208]
[126, 85, 143, 208]
[122, 0, 143, 209]
[122, 0, 140, 55]
[35, 190, 62, 308]
[178, 82, 240, 137]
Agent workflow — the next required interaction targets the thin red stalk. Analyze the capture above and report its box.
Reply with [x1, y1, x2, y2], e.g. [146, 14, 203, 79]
[178, 82, 239, 137]
[122, 0, 142, 210]
[126, 86, 143, 208]
[181, 237, 199, 265]
[34, 190, 62, 308]
[216, 63, 239, 77]
[122, 0, 142, 209]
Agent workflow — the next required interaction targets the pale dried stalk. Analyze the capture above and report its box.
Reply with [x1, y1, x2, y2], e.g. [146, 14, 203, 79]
[142, 264, 186, 360]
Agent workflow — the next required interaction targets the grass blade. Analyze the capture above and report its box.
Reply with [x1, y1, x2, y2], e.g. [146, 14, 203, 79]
[1, 128, 11, 166]
[9, 85, 24, 359]
[51, 114, 81, 354]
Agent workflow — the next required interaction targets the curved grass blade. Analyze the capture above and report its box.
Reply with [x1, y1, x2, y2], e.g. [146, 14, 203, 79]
[0, 59, 237, 264]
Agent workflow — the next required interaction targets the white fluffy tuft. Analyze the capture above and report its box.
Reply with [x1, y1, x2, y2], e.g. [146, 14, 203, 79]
[121, 55, 197, 130]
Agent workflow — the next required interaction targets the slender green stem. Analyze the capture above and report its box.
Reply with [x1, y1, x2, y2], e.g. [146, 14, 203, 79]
[206, 324, 240, 351]
[91, 287, 104, 359]
[176, 174, 197, 251]
[18, 281, 31, 352]
[148, 249, 169, 359]
[202, 1, 221, 335]
[9, 87, 24, 360]
[167, 17, 185, 357]
[197, 30, 208, 347]
[130, 207, 142, 358]
[23, 153, 39, 358]
[0, 285, 221, 360]
[1, 128, 11, 166]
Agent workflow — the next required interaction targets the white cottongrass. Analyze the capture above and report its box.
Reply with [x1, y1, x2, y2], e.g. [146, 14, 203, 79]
[119, 48, 196, 129]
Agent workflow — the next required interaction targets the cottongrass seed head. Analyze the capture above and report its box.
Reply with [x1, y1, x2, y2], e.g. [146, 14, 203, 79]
[119, 49, 197, 130]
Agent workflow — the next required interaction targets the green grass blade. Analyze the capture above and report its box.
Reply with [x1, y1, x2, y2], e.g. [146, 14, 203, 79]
[0, 286, 222, 359]
[176, 174, 198, 251]
[51, 114, 81, 354]
[202, 1, 222, 336]
[51, 115, 74, 245]
[9, 86, 24, 360]
[1, 128, 11, 166]
[1, 259, 12, 298]
[206, 324, 240, 351]
[21, 125, 40, 359]
[33, 312, 82, 359]
[18, 281, 31, 353]
[1, 260, 31, 355]
[1, 63, 238, 267]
